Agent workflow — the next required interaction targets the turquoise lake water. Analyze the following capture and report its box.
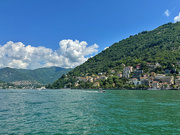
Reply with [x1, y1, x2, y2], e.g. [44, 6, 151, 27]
[0, 89, 180, 134]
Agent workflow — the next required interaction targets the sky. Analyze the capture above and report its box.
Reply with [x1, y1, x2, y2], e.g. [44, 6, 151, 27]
[0, 0, 180, 69]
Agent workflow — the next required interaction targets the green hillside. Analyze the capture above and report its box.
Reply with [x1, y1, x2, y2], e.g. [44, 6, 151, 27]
[0, 67, 72, 85]
[49, 22, 180, 89]
[72, 22, 180, 75]
[0, 67, 35, 82]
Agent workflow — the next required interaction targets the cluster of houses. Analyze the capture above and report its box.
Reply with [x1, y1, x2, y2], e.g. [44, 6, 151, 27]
[72, 62, 180, 89]
[75, 73, 109, 87]
[129, 73, 175, 89]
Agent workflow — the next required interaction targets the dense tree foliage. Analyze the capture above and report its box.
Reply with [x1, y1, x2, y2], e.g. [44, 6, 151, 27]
[50, 22, 180, 89]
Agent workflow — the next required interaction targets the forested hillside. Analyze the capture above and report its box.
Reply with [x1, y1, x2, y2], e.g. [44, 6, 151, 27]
[0, 67, 72, 85]
[49, 22, 180, 89]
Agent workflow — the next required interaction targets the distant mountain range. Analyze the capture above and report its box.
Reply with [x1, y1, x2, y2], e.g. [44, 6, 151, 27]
[0, 66, 72, 85]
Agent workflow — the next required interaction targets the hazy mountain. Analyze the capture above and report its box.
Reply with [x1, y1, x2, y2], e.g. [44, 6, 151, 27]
[0, 66, 72, 85]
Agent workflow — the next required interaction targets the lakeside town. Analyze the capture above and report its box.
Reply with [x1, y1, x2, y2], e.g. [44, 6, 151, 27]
[65, 62, 180, 90]
[2, 62, 180, 90]
[0, 80, 45, 89]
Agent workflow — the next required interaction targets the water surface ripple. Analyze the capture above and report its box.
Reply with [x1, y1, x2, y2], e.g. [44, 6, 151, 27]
[0, 89, 180, 134]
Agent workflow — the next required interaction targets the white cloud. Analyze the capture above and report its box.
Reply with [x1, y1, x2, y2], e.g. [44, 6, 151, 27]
[104, 47, 109, 50]
[164, 10, 170, 17]
[0, 40, 99, 69]
[174, 13, 180, 23]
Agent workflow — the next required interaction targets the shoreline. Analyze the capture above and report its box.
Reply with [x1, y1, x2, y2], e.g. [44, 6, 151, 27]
[63, 88, 180, 90]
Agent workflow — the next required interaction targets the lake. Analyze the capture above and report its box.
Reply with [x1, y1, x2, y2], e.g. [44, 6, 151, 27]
[0, 89, 180, 134]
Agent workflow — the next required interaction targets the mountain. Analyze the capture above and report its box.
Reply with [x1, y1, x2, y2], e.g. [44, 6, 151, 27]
[49, 22, 180, 89]
[0, 66, 72, 86]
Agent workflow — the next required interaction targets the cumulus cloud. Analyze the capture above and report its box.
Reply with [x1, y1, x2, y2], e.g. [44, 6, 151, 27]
[104, 47, 109, 50]
[164, 9, 170, 17]
[0, 40, 99, 69]
[174, 13, 180, 23]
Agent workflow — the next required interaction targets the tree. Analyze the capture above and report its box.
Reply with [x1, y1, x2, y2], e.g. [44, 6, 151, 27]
[61, 74, 66, 78]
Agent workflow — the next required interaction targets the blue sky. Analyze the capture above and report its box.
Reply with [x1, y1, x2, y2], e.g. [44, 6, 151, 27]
[0, 0, 180, 69]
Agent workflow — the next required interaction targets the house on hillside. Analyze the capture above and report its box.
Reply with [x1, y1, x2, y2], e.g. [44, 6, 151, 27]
[152, 81, 159, 89]
[136, 64, 141, 70]
[165, 69, 171, 74]
[99, 76, 108, 80]
[155, 62, 161, 67]
[88, 77, 94, 83]
[153, 74, 165, 82]
[121, 63, 126, 67]
[98, 72, 103, 75]
[176, 76, 180, 80]
[133, 70, 143, 80]
[93, 82, 100, 87]
[175, 79, 180, 85]
[80, 74, 84, 76]
[76, 77, 88, 82]
[124, 66, 133, 72]
[111, 70, 116, 74]
[117, 72, 122, 78]
[131, 78, 141, 86]
[123, 66, 133, 78]
[94, 76, 100, 81]
[147, 62, 161, 69]
[75, 82, 79, 87]
[151, 72, 156, 77]
[161, 76, 174, 85]
[140, 77, 147, 81]
[141, 79, 151, 87]
[147, 62, 151, 66]
[162, 82, 170, 89]
[143, 74, 149, 77]
[123, 70, 130, 78]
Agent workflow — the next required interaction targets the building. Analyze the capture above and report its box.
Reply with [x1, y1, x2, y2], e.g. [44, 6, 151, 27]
[161, 76, 174, 85]
[80, 74, 84, 76]
[131, 78, 141, 86]
[117, 72, 122, 78]
[152, 81, 159, 89]
[140, 77, 147, 81]
[88, 78, 94, 83]
[75, 82, 79, 87]
[155, 62, 161, 67]
[136, 64, 141, 69]
[151, 72, 156, 77]
[165, 69, 171, 74]
[123, 66, 133, 78]
[162, 82, 170, 89]
[98, 72, 103, 75]
[123, 70, 130, 78]
[143, 74, 149, 77]
[141, 79, 151, 87]
[176, 76, 180, 80]
[175, 78, 180, 85]
[99, 76, 108, 80]
[153, 74, 165, 82]
[124, 66, 133, 72]
[93, 82, 100, 87]
[121, 63, 126, 67]
[111, 70, 116, 74]
[147, 62, 161, 69]
[76, 77, 88, 82]
[133, 70, 143, 80]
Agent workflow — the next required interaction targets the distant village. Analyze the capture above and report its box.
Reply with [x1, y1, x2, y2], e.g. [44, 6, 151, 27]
[0, 80, 45, 89]
[68, 62, 180, 90]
